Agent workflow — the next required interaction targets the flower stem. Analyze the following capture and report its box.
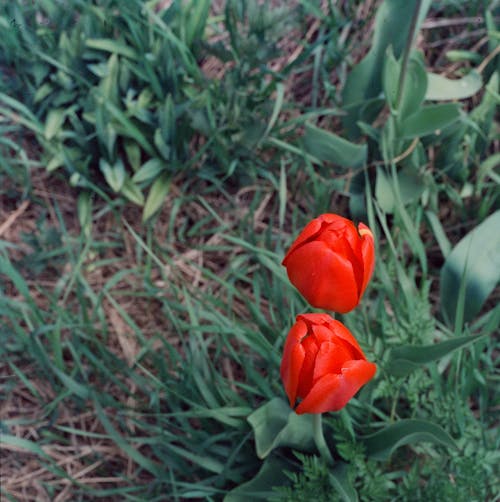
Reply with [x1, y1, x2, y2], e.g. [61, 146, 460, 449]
[395, 0, 423, 110]
[312, 413, 334, 466]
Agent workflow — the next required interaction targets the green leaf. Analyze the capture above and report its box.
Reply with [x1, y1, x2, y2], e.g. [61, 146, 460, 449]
[385, 331, 490, 377]
[142, 173, 171, 222]
[375, 166, 426, 213]
[302, 122, 367, 168]
[99, 158, 125, 192]
[44, 108, 66, 140]
[247, 398, 315, 459]
[85, 38, 138, 60]
[341, 0, 432, 137]
[383, 49, 427, 120]
[425, 210, 452, 258]
[426, 70, 482, 101]
[362, 419, 457, 461]
[224, 457, 290, 501]
[120, 178, 145, 206]
[440, 210, 500, 325]
[400, 103, 461, 138]
[103, 100, 155, 156]
[132, 158, 166, 184]
[184, 0, 210, 46]
[77, 191, 93, 236]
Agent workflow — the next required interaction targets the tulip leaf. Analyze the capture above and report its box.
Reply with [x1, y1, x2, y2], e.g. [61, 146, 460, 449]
[400, 103, 461, 138]
[362, 419, 457, 461]
[385, 331, 490, 377]
[375, 166, 426, 213]
[341, 0, 432, 137]
[426, 70, 482, 101]
[224, 457, 290, 501]
[247, 398, 315, 459]
[302, 122, 367, 168]
[440, 210, 500, 325]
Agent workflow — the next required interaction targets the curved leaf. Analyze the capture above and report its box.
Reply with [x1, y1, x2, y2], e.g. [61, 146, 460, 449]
[401, 103, 461, 138]
[440, 210, 500, 325]
[302, 122, 367, 168]
[426, 70, 482, 101]
[362, 419, 457, 461]
[224, 457, 289, 501]
[385, 331, 490, 377]
[247, 398, 315, 459]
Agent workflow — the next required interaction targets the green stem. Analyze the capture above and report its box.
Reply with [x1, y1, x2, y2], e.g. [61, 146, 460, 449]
[395, 0, 423, 110]
[313, 413, 334, 466]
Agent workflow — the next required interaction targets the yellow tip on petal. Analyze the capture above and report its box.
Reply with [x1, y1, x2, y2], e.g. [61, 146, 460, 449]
[359, 227, 373, 239]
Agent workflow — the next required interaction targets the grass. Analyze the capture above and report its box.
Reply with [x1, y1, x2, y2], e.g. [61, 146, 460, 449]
[1, 0, 499, 500]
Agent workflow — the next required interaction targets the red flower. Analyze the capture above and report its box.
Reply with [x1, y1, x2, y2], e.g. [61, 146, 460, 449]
[282, 213, 375, 313]
[280, 313, 376, 414]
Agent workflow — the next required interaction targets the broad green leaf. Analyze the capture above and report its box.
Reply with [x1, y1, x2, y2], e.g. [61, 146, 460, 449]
[341, 0, 432, 137]
[385, 331, 490, 377]
[132, 158, 166, 184]
[124, 140, 141, 172]
[103, 100, 155, 156]
[224, 457, 289, 501]
[399, 53, 428, 120]
[426, 70, 482, 101]
[44, 108, 66, 140]
[120, 178, 145, 206]
[400, 103, 461, 138]
[85, 38, 137, 60]
[440, 210, 500, 325]
[247, 397, 315, 459]
[99, 158, 125, 192]
[46, 151, 64, 172]
[362, 419, 457, 460]
[142, 173, 171, 222]
[34, 82, 53, 103]
[383, 49, 427, 120]
[302, 122, 367, 168]
[382, 46, 400, 112]
[375, 166, 426, 213]
[154, 128, 171, 160]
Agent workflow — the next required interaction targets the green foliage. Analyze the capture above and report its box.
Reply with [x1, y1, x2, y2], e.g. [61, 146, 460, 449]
[273, 453, 341, 502]
[1, 0, 499, 500]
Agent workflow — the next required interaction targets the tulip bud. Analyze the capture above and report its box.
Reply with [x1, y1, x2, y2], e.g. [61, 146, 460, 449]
[282, 213, 375, 313]
[280, 313, 376, 414]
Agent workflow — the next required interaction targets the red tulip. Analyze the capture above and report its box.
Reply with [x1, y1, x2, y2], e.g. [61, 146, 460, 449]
[282, 213, 375, 313]
[280, 313, 376, 414]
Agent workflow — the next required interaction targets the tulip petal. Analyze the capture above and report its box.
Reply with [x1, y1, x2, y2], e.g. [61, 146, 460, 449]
[284, 241, 359, 313]
[282, 214, 349, 265]
[296, 335, 319, 399]
[280, 320, 308, 407]
[321, 319, 367, 359]
[358, 223, 375, 298]
[312, 341, 355, 382]
[295, 360, 377, 414]
[282, 218, 324, 265]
